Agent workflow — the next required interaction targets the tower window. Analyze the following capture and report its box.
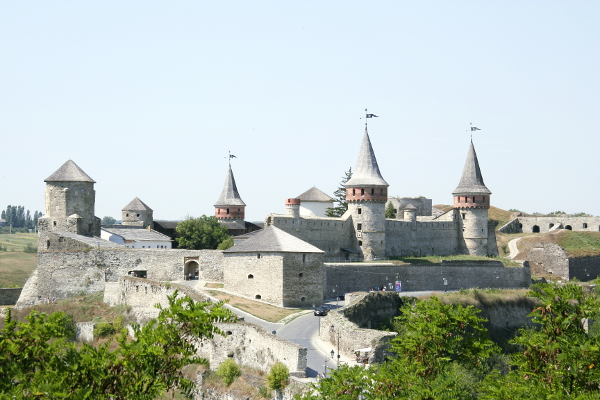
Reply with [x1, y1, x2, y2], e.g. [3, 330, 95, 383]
[357, 223, 362, 231]
[461, 213, 466, 220]
[255, 294, 261, 299]
[302, 254, 306, 263]
[358, 240, 362, 246]
[583, 223, 588, 229]
[238, 208, 241, 214]
[248, 274, 254, 279]
[371, 188, 374, 195]
[53, 221, 57, 226]
[358, 207, 362, 214]
[126, 213, 129, 217]
[299, 273, 304, 278]
[361, 188, 364, 196]
[137, 214, 140, 217]
[352, 189, 356, 196]
[257, 253, 261, 259]
[227, 208, 230, 215]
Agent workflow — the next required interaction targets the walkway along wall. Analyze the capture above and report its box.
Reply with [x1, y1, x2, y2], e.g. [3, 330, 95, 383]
[324, 260, 531, 296]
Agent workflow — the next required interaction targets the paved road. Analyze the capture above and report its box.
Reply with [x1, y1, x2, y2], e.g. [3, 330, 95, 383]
[508, 237, 522, 259]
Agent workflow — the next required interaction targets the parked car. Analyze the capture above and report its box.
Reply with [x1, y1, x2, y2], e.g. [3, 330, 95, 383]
[314, 306, 329, 316]
[337, 294, 345, 301]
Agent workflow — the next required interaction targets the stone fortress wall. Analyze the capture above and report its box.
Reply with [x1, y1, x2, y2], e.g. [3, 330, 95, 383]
[109, 277, 307, 377]
[323, 260, 530, 296]
[0, 288, 23, 306]
[387, 197, 432, 217]
[500, 216, 600, 234]
[16, 244, 224, 307]
[526, 241, 600, 281]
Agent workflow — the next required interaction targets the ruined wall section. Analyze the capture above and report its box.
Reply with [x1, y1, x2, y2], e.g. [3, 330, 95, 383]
[324, 261, 530, 296]
[500, 217, 600, 234]
[526, 242, 570, 280]
[17, 248, 223, 307]
[268, 214, 355, 255]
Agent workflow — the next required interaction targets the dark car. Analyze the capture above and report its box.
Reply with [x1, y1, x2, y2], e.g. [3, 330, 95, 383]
[337, 294, 345, 301]
[314, 306, 329, 316]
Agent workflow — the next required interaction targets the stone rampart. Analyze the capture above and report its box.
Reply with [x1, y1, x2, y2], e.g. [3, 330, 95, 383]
[324, 262, 530, 296]
[0, 288, 22, 305]
[385, 219, 460, 257]
[197, 322, 307, 378]
[526, 242, 570, 279]
[569, 256, 600, 282]
[499, 217, 600, 234]
[17, 248, 223, 307]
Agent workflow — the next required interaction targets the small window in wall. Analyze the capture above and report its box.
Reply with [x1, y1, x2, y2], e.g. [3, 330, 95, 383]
[583, 223, 588, 229]
[370, 188, 374, 195]
[302, 254, 306, 263]
[352, 189, 356, 196]
[238, 208, 241, 214]
[549, 223, 554, 229]
[126, 213, 129, 217]
[53, 221, 57, 226]
[46, 240, 50, 249]
[301, 297, 306, 302]
[461, 213, 466, 220]
[248, 274, 254, 279]
[137, 214, 140, 217]
[357, 223, 362, 231]
[227, 208, 230, 215]
[299, 273, 304, 278]
[519, 223, 523, 229]
[255, 294, 261, 299]
[357, 207, 362, 214]
[361, 188, 364, 196]
[257, 253, 261, 259]
[532, 225, 540, 233]
[358, 240, 362, 246]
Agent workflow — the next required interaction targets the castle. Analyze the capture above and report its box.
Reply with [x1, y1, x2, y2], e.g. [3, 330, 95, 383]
[15, 124, 532, 310]
[267, 128, 498, 260]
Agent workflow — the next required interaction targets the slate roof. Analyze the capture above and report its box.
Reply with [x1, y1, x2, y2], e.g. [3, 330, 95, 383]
[52, 231, 122, 248]
[101, 227, 172, 242]
[452, 141, 492, 195]
[154, 220, 180, 230]
[296, 187, 334, 202]
[219, 220, 247, 230]
[123, 197, 153, 212]
[345, 129, 388, 187]
[45, 160, 96, 183]
[403, 203, 417, 210]
[224, 225, 323, 253]
[214, 165, 246, 207]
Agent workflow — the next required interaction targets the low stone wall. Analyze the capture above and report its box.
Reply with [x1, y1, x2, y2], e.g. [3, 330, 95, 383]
[0, 288, 22, 305]
[197, 322, 307, 378]
[17, 247, 224, 307]
[526, 242, 570, 279]
[109, 277, 212, 321]
[500, 216, 600, 234]
[324, 262, 530, 296]
[76, 322, 96, 342]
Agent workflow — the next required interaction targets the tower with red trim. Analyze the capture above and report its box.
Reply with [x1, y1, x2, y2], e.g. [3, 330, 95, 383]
[452, 141, 492, 256]
[214, 164, 246, 221]
[344, 128, 388, 260]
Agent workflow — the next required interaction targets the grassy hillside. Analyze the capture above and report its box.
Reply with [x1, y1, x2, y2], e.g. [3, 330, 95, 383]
[433, 205, 514, 230]
[0, 233, 37, 287]
[518, 230, 600, 258]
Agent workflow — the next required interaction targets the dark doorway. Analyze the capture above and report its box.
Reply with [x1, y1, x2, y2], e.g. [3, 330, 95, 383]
[532, 225, 540, 233]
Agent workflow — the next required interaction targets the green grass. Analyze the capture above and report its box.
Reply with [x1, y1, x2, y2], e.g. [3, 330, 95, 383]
[0, 233, 37, 287]
[555, 231, 600, 257]
[388, 254, 521, 267]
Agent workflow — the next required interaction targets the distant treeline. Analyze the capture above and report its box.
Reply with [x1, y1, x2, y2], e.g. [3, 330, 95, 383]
[1, 205, 41, 231]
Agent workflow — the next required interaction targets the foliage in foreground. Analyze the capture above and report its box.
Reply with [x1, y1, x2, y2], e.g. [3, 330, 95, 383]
[267, 361, 290, 390]
[301, 283, 600, 399]
[176, 215, 231, 250]
[0, 292, 234, 400]
[216, 358, 242, 386]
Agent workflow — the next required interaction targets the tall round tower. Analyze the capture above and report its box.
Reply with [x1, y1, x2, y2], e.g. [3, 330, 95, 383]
[214, 164, 246, 221]
[344, 128, 389, 260]
[452, 141, 491, 256]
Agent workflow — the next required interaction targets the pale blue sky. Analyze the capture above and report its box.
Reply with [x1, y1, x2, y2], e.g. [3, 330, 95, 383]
[1, 1, 599, 221]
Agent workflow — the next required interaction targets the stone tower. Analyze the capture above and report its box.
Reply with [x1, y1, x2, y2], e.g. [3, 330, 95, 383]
[453, 141, 492, 256]
[38, 160, 100, 237]
[285, 198, 301, 219]
[214, 164, 246, 221]
[122, 197, 153, 228]
[344, 128, 389, 260]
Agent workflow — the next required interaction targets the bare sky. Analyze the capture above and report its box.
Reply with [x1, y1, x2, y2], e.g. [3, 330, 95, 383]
[1, 1, 599, 222]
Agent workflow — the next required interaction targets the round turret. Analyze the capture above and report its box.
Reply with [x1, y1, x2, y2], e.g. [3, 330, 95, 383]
[285, 198, 301, 219]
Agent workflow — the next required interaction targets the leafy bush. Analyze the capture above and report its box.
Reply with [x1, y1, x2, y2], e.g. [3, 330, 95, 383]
[258, 385, 271, 398]
[267, 362, 289, 390]
[93, 322, 116, 337]
[217, 237, 234, 250]
[23, 243, 37, 253]
[216, 358, 241, 386]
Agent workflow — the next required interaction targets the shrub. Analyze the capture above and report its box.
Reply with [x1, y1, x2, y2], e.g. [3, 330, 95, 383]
[23, 243, 37, 253]
[216, 358, 241, 386]
[258, 385, 271, 398]
[93, 322, 115, 338]
[113, 314, 125, 333]
[266, 362, 289, 390]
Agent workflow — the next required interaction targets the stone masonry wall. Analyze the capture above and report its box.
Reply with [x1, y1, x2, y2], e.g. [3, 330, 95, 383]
[386, 219, 460, 256]
[0, 288, 22, 305]
[17, 248, 224, 307]
[224, 252, 284, 306]
[569, 256, 600, 282]
[282, 253, 324, 307]
[324, 261, 530, 297]
[197, 322, 307, 378]
[526, 242, 570, 280]
[500, 217, 600, 234]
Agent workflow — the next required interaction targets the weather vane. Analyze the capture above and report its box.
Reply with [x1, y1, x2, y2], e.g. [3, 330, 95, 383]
[225, 151, 237, 165]
[362, 108, 379, 127]
[469, 123, 481, 141]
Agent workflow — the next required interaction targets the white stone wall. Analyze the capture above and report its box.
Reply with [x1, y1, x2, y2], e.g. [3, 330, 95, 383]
[224, 252, 284, 305]
[500, 216, 600, 234]
[299, 201, 332, 218]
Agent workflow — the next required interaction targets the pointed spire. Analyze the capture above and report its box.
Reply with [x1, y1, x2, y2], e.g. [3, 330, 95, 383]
[452, 142, 491, 195]
[45, 160, 95, 183]
[214, 164, 246, 207]
[345, 128, 388, 187]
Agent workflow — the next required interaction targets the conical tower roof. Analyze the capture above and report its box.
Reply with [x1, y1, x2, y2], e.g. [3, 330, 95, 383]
[45, 160, 95, 183]
[452, 142, 491, 195]
[214, 164, 246, 207]
[345, 129, 388, 187]
[122, 197, 153, 212]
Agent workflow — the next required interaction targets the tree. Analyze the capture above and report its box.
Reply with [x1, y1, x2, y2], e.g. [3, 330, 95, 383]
[216, 358, 241, 386]
[326, 168, 352, 218]
[102, 216, 117, 225]
[0, 291, 235, 399]
[217, 237, 234, 250]
[176, 215, 231, 250]
[266, 362, 289, 390]
[385, 202, 396, 219]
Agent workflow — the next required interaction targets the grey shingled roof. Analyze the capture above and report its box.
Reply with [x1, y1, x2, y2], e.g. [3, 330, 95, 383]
[122, 197, 153, 212]
[403, 203, 417, 210]
[296, 187, 334, 202]
[224, 225, 323, 253]
[102, 227, 172, 242]
[452, 141, 492, 195]
[52, 231, 122, 248]
[214, 165, 246, 207]
[345, 129, 388, 187]
[219, 220, 247, 230]
[45, 160, 96, 183]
